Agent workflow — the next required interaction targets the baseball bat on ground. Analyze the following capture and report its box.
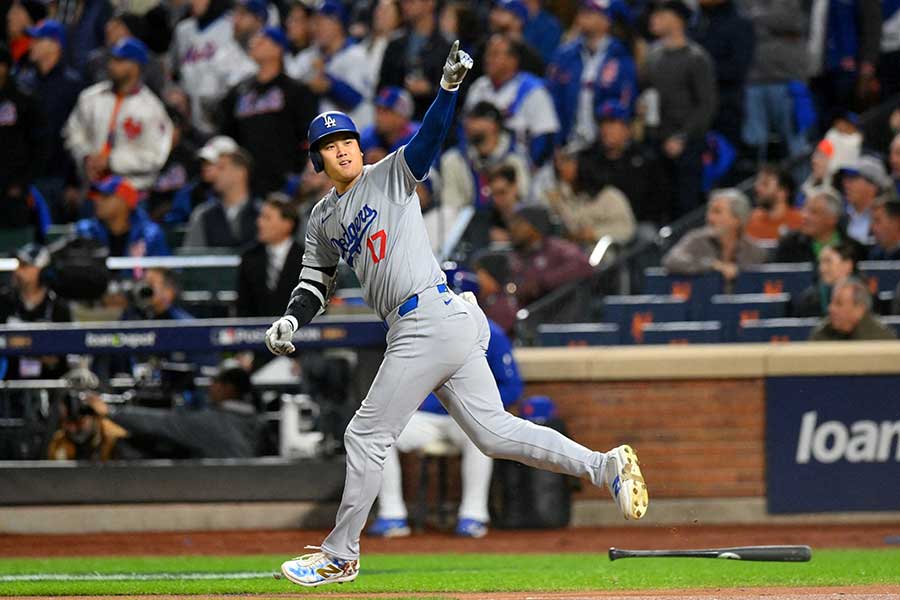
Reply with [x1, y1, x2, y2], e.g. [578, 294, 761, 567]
[608, 545, 812, 562]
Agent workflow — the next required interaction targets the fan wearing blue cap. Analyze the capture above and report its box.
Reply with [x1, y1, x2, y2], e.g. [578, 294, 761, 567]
[546, 0, 637, 147]
[63, 35, 174, 192]
[217, 23, 318, 196]
[487, 0, 546, 76]
[358, 86, 420, 161]
[285, 0, 373, 129]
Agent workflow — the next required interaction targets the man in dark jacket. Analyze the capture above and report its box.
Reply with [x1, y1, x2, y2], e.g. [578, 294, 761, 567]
[219, 27, 318, 197]
[0, 43, 46, 228]
[869, 198, 900, 260]
[810, 277, 897, 341]
[377, 0, 451, 120]
[773, 187, 860, 264]
[691, 0, 754, 147]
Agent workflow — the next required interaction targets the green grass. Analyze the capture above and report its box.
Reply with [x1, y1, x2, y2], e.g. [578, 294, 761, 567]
[1, 550, 898, 596]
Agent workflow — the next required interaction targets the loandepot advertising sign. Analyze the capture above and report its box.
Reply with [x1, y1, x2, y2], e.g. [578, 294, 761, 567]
[766, 375, 900, 513]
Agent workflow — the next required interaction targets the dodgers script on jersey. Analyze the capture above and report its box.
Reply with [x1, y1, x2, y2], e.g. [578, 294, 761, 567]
[302, 146, 445, 319]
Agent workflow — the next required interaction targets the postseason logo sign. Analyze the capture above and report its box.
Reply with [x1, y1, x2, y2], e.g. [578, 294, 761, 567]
[85, 332, 157, 349]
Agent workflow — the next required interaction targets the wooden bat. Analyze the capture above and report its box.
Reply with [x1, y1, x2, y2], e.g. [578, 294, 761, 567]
[608, 545, 812, 562]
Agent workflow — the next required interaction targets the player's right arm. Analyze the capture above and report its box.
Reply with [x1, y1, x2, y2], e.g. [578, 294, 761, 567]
[265, 205, 339, 355]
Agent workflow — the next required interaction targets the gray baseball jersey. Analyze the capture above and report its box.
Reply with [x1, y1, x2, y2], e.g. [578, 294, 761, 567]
[302, 147, 445, 319]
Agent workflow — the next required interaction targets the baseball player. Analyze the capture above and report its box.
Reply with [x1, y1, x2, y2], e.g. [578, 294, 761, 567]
[267, 41, 649, 588]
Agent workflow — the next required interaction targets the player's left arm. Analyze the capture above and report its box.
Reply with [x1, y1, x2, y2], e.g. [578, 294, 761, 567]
[485, 321, 523, 408]
[402, 40, 474, 180]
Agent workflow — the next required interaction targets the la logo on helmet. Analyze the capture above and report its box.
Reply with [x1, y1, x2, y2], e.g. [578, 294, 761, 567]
[324, 115, 337, 128]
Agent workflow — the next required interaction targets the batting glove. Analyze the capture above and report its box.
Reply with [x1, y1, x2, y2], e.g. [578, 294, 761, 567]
[441, 40, 474, 92]
[265, 316, 298, 355]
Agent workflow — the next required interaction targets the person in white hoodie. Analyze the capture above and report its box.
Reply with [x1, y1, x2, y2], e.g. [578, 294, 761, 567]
[64, 37, 173, 192]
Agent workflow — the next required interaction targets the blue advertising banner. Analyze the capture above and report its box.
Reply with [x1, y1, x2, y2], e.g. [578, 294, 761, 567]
[766, 376, 900, 513]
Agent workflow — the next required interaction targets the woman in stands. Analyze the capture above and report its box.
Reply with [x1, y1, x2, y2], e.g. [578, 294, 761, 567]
[792, 240, 860, 317]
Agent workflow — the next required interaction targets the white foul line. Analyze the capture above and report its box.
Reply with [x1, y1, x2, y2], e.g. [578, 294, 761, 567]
[0, 571, 275, 582]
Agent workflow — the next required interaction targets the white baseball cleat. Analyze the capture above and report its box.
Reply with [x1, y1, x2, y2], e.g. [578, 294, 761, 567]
[605, 445, 649, 520]
[280, 546, 359, 587]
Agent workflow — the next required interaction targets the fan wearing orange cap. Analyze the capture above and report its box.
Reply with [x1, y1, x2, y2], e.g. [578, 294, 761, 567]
[74, 175, 170, 257]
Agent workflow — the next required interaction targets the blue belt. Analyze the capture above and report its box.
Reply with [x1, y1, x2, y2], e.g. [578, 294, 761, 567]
[397, 283, 448, 317]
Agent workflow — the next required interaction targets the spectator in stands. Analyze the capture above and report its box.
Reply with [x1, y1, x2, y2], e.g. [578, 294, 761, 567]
[793, 240, 859, 317]
[170, 135, 237, 222]
[0, 244, 71, 380]
[465, 34, 560, 166]
[809, 277, 896, 341]
[76, 175, 169, 257]
[739, 0, 809, 164]
[6, 2, 46, 66]
[145, 105, 201, 224]
[232, 0, 268, 56]
[64, 37, 174, 194]
[183, 148, 259, 249]
[522, 0, 562, 65]
[644, 1, 717, 218]
[123, 268, 193, 321]
[286, 0, 374, 130]
[171, 0, 257, 134]
[369, 317, 522, 539]
[546, 0, 637, 148]
[662, 188, 766, 284]
[691, 0, 753, 148]
[807, 0, 881, 118]
[438, 1, 479, 55]
[378, 0, 451, 120]
[87, 364, 262, 458]
[508, 205, 594, 307]
[577, 101, 671, 227]
[86, 11, 166, 97]
[543, 146, 636, 247]
[16, 19, 84, 219]
[285, 0, 313, 61]
[799, 139, 835, 205]
[219, 26, 318, 197]
[471, 249, 519, 335]
[55, 0, 114, 75]
[487, 165, 524, 242]
[359, 86, 419, 163]
[823, 112, 862, 174]
[745, 164, 803, 241]
[362, 0, 403, 79]
[0, 42, 46, 229]
[841, 155, 893, 245]
[869, 198, 900, 260]
[238, 194, 303, 318]
[440, 101, 530, 212]
[773, 187, 860, 264]
[487, 0, 544, 75]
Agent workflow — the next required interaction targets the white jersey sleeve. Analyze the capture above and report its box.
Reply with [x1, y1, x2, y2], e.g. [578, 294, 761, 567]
[367, 147, 421, 206]
[302, 201, 342, 268]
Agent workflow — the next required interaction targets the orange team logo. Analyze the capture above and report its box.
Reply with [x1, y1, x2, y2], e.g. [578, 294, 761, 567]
[868, 276, 879, 294]
[770, 335, 790, 343]
[669, 339, 689, 345]
[631, 312, 653, 344]
[671, 281, 692, 299]
[739, 310, 760, 324]
[763, 280, 783, 294]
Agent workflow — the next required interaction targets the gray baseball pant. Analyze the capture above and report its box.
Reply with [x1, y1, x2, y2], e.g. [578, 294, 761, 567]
[320, 286, 606, 560]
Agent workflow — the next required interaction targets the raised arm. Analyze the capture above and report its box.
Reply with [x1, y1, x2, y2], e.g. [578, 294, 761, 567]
[403, 40, 474, 180]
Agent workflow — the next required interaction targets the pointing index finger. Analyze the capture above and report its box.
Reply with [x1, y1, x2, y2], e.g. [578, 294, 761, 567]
[450, 39, 460, 61]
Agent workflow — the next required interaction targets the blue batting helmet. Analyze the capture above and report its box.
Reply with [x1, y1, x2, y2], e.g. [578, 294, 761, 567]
[308, 111, 359, 173]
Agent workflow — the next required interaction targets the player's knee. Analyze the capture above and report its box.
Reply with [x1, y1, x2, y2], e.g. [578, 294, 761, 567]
[469, 431, 505, 459]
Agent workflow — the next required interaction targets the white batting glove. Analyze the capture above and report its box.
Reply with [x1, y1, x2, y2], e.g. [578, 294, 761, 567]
[265, 316, 298, 355]
[441, 40, 474, 92]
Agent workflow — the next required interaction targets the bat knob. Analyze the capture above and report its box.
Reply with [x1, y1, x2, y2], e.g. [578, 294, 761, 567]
[608, 547, 617, 561]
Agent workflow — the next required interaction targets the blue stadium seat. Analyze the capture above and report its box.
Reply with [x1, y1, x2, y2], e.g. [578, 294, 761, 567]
[602, 295, 689, 344]
[706, 293, 791, 342]
[733, 263, 814, 297]
[538, 323, 620, 346]
[881, 316, 900, 337]
[859, 261, 900, 294]
[642, 268, 723, 319]
[641, 321, 722, 345]
[736, 317, 820, 343]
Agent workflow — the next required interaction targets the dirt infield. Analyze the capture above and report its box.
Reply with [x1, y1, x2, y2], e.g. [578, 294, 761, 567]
[3, 524, 899, 557]
[14, 587, 900, 600]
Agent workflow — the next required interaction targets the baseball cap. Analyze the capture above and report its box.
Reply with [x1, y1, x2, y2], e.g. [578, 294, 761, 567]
[595, 100, 631, 122]
[580, 0, 627, 19]
[519, 396, 557, 423]
[316, 0, 347, 26]
[259, 25, 290, 51]
[109, 37, 149, 65]
[494, 0, 528, 24]
[15, 243, 51, 269]
[25, 19, 66, 47]
[90, 176, 140, 208]
[374, 86, 414, 120]
[842, 155, 891, 191]
[236, 0, 269, 21]
[198, 135, 238, 162]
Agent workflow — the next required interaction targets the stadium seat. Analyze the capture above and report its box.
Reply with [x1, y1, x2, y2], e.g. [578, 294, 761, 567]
[706, 293, 791, 342]
[859, 261, 900, 295]
[733, 263, 814, 297]
[538, 323, 620, 346]
[642, 268, 722, 319]
[602, 295, 689, 344]
[180, 266, 239, 295]
[641, 321, 722, 344]
[736, 317, 820, 343]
